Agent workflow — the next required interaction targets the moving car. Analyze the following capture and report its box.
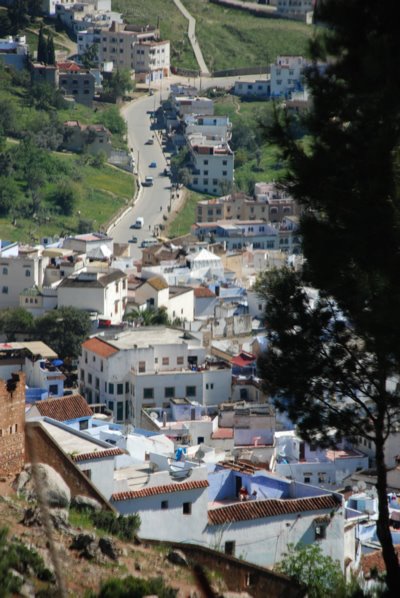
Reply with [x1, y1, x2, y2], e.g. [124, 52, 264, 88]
[149, 161, 157, 168]
[145, 138, 154, 145]
[132, 216, 144, 228]
[129, 236, 138, 243]
[143, 176, 154, 186]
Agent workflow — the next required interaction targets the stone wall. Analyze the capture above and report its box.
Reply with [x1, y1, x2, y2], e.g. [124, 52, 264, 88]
[25, 421, 115, 512]
[0, 373, 26, 477]
[143, 538, 306, 597]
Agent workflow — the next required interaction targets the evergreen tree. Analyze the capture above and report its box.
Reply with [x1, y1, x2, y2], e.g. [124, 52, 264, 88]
[46, 34, 55, 65]
[37, 25, 47, 63]
[258, 0, 400, 592]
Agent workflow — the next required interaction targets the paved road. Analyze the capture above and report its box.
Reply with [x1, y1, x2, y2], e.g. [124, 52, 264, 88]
[113, 91, 177, 261]
[112, 73, 269, 260]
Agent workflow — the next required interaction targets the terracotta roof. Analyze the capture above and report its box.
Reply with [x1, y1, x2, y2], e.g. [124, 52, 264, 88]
[208, 495, 340, 525]
[34, 394, 93, 421]
[146, 277, 169, 291]
[361, 545, 400, 578]
[72, 448, 124, 462]
[194, 287, 216, 298]
[82, 337, 119, 358]
[217, 460, 264, 475]
[57, 61, 81, 71]
[111, 480, 209, 502]
[211, 428, 234, 440]
[231, 352, 257, 367]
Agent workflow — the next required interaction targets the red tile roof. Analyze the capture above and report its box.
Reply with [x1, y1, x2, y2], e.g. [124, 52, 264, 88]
[208, 495, 340, 525]
[34, 394, 93, 421]
[57, 61, 81, 71]
[361, 545, 400, 578]
[211, 428, 234, 440]
[72, 448, 124, 462]
[111, 479, 209, 502]
[231, 352, 257, 367]
[194, 287, 216, 298]
[217, 460, 264, 475]
[82, 337, 119, 358]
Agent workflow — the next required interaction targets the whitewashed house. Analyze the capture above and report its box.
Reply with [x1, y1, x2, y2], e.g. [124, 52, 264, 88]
[271, 431, 369, 490]
[79, 327, 232, 423]
[57, 268, 127, 323]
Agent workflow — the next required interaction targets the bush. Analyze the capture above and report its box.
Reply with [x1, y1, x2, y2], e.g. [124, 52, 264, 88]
[90, 511, 141, 541]
[92, 575, 177, 598]
[97, 106, 127, 136]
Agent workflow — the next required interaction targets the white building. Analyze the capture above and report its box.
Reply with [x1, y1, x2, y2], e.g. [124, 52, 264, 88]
[188, 133, 234, 196]
[270, 55, 308, 98]
[133, 277, 194, 322]
[79, 327, 232, 423]
[174, 96, 214, 117]
[233, 79, 270, 99]
[272, 431, 369, 489]
[276, 0, 314, 21]
[57, 268, 127, 323]
[88, 22, 170, 79]
[184, 114, 232, 144]
[0, 245, 49, 309]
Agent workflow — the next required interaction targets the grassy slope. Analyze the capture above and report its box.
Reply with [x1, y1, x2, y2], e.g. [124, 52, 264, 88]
[184, 0, 313, 71]
[0, 155, 133, 243]
[112, 0, 313, 72]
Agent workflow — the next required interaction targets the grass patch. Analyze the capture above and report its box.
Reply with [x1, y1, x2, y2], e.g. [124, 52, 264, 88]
[112, 0, 313, 72]
[167, 189, 211, 238]
[0, 156, 134, 243]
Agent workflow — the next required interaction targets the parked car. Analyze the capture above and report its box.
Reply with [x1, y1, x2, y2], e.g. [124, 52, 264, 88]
[146, 138, 154, 145]
[129, 236, 138, 243]
[149, 161, 157, 168]
[163, 168, 172, 177]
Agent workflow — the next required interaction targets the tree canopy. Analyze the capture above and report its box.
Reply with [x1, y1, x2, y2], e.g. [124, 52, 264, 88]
[257, 0, 400, 592]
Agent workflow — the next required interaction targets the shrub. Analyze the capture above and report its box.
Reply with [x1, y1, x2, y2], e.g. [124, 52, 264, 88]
[90, 511, 140, 541]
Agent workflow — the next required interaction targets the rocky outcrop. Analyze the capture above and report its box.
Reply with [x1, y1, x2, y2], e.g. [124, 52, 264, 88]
[16, 464, 71, 508]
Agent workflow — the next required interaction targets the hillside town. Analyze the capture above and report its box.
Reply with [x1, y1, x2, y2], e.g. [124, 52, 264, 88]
[0, 0, 398, 596]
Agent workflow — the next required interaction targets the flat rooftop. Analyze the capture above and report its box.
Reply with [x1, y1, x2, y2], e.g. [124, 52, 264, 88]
[100, 327, 201, 350]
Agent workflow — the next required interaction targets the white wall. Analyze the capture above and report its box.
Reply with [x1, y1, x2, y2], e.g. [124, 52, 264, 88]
[76, 457, 115, 499]
[0, 255, 47, 309]
[168, 290, 194, 322]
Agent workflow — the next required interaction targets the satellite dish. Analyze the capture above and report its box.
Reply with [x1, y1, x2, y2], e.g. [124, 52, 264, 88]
[150, 412, 158, 421]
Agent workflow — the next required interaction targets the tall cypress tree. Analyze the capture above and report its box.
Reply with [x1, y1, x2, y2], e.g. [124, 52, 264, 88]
[47, 34, 55, 66]
[258, 0, 400, 592]
[37, 25, 47, 64]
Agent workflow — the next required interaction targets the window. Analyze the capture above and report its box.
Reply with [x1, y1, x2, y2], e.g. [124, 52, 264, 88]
[203, 159, 208, 165]
[222, 171, 227, 176]
[222, 160, 227, 166]
[183, 502, 192, 515]
[82, 469, 92, 480]
[95, 377, 99, 389]
[2, 286, 8, 294]
[116, 401, 124, 421]
[315, 524, 327, 540]
[204, 170, 208, 175]
[162, 357, 169, 366]
[108, 382, 114, 394]
[143, 388, 154, 399]
[161, 500, 168, 510]
[88, 373, 92, 385]
[225, 541, 235, 556]
[79, 420, 89, 431]
[138, 361, 146, 373]
[164, 387, 175, 398]
[117, 383, 124, 395]
[186, 386, 196, 397]
[49, 384, 58, 395]
[101, 361, 103, 372]
[80, 369, 85, 381]
[318, 473, 325, 483]
[2, 267, 7, 275]
[125, 381, 129, 393]
[177, 356, 184, 365]
[304, 476, 311, 484]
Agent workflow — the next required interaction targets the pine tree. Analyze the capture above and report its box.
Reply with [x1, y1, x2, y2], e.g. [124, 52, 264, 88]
[46, 34, 55, 65]
[258, 0, 400, 592]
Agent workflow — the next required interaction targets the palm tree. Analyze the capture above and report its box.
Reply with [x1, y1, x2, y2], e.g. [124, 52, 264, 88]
[124, 306, 169, 326]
